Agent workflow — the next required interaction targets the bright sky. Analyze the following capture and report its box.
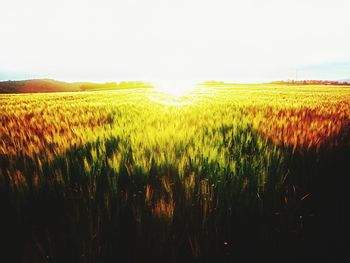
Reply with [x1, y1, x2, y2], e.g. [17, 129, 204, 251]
[1, 0, 349, 83]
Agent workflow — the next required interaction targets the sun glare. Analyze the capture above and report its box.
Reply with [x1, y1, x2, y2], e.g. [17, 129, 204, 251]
[155, 80, 197, 97]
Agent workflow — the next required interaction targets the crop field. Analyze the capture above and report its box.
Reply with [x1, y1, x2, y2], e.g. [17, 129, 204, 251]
[1, 84, 350, 262]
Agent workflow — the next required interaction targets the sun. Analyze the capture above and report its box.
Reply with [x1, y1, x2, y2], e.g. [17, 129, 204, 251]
[154, 79, 197, 97]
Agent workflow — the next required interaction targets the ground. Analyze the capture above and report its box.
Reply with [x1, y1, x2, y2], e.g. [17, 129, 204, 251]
[0, 84, 350, 262]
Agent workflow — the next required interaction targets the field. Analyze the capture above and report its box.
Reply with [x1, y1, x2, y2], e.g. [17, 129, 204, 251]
[1, 84, 350, 262]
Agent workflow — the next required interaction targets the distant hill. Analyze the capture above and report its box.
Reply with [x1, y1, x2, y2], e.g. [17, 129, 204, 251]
[0, 79, 153, 94]
[270, 80, 350, 85]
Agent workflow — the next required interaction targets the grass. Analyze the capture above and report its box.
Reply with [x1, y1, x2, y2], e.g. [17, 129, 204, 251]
[0, 84, 350, 262]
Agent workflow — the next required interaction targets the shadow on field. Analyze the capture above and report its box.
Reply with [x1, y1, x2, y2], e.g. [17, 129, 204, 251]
[277, 124, 350, 263]
[0, 125, 349, 263]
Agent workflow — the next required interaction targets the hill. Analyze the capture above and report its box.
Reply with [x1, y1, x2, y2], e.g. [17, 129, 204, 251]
[270, 80, 350, 85]
[0, 79, 153, 94]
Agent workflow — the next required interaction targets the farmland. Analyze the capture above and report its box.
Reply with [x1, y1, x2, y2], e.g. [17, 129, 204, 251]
[1, 84, 350, 262]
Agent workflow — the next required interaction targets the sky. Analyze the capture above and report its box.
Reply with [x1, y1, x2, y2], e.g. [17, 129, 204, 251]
[0, 0, 350, 83]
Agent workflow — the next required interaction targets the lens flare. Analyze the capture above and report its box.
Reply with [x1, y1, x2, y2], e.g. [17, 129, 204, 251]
[154, 79, 197, 97]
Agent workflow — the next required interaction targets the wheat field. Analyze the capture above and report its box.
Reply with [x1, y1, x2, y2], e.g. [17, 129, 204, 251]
[1, 84, 350, 262]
